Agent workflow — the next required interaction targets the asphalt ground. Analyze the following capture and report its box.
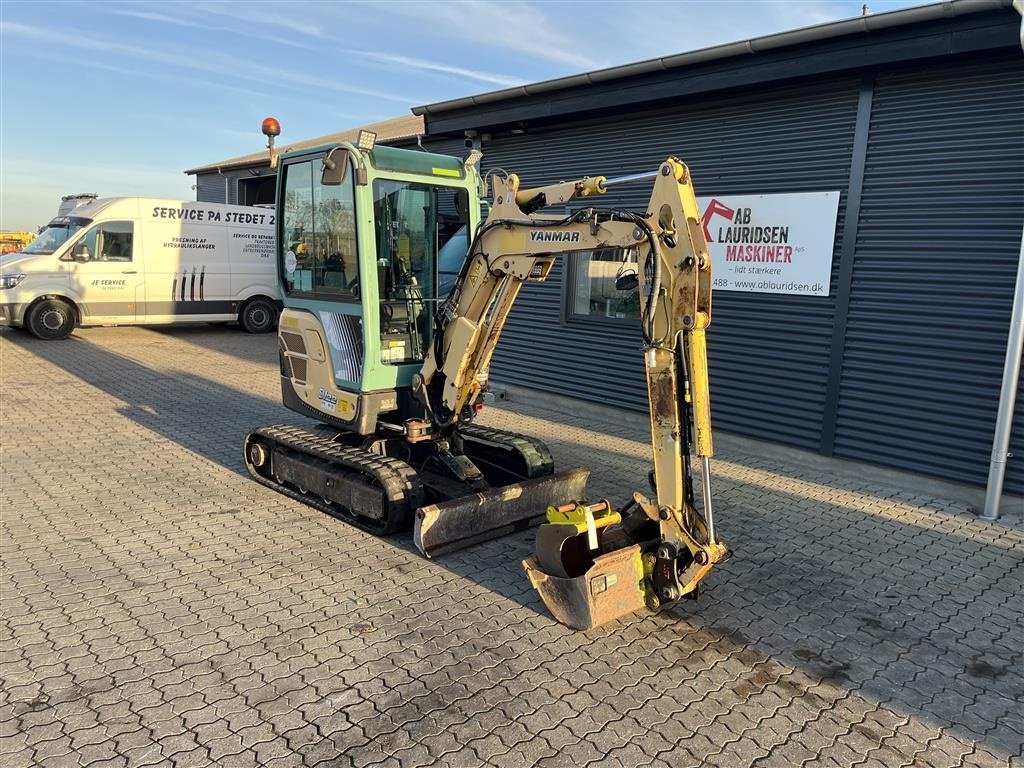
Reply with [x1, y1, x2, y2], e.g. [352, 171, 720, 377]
[1, 324, 1021, 768]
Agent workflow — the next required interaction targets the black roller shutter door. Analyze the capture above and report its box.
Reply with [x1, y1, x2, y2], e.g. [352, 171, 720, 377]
[196, 173, 226, 204]
[421, 137, 471, 158]
[834, 56, 1024, 494]
[479, 77, 860, 450]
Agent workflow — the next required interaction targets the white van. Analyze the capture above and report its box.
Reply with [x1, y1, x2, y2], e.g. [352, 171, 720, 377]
[0, 198, 279, 340]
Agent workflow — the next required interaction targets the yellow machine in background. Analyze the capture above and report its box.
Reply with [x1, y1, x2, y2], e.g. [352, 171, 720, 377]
[0, 231, 35, 255]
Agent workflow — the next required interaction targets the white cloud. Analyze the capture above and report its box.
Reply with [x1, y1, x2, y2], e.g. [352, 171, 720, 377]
[194, 2, 325, 39]
[356, 51, 524, 87]
[108, 8, 318, 50]
[515, 0, 855, 69]
[343, 0, 602, 71]
[0, 20, 415, 104]
[11, 49, 272, 100]
[335, 0, 875, 93]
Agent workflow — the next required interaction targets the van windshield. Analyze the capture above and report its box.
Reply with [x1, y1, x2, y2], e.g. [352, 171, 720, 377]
[21, 216, 91, 255]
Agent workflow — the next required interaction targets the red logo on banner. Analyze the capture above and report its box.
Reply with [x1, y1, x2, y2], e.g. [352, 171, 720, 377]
[701, 199, 735, 242]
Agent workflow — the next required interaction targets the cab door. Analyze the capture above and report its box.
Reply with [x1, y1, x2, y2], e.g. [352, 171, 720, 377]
[66, 220, 144, 323]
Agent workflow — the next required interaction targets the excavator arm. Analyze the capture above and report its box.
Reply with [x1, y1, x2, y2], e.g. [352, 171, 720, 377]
[414, 158, 728, 626]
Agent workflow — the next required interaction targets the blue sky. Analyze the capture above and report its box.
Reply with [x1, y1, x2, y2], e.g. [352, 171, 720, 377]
[2, 0, 921, 231]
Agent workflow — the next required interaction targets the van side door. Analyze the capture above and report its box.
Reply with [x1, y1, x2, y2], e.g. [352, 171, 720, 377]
[66, 221, 143, 323]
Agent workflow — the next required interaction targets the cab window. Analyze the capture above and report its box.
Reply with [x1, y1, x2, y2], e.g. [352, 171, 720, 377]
[280, 158, 358, 298]
[74, 221, 134, 262]
[373, 181, 467, 365]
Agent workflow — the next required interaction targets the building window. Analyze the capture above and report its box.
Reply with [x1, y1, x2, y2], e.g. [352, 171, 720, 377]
[239, 175, 276, 206]
[569, 247, 640, 321]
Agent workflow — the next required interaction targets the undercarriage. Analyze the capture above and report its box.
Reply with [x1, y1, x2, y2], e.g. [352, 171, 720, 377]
[244, 422, 587, 556]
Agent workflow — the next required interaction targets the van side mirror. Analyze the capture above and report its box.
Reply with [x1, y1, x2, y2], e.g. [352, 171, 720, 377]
[71, 243, 90, 263]
[321, 148, 350, 186]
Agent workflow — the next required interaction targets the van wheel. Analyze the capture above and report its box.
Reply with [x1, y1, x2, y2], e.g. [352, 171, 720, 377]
[240, 297, 278, 334]
[26, 299, 76, 340]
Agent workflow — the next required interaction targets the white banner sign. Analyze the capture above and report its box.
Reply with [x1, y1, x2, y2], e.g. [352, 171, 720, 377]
[697, 191, 840, 296]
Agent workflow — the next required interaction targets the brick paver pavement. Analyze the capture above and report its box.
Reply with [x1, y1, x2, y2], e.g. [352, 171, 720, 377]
[1, 325, 1021, 768]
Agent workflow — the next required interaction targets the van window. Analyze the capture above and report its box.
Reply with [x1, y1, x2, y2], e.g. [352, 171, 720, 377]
[22, 216, 90, 255]
[281, 158, 358, 299]
[77, 221, 134, 262]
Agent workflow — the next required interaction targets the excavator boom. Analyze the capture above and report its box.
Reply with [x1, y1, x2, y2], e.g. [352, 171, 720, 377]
[411, 158, 728, 626]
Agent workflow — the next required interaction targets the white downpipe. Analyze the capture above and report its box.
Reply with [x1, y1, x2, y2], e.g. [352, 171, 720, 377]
[982, 0, 1024, 521]
[217, 167, 229, 204]
[982, 221, 1024, 520]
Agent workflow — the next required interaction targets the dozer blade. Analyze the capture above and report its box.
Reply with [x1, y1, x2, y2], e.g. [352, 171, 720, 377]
[414, 467, 590, 558]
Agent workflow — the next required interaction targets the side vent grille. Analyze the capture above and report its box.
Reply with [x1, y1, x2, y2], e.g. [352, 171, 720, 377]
[280, 331, 307, 355]
[289, 357, 308, 383]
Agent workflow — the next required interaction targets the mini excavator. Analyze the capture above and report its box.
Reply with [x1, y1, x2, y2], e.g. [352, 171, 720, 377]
[244, 124, 729, 628]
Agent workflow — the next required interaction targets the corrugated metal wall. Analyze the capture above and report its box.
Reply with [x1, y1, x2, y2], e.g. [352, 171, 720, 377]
[834, 58, 1024, 493]
[196, 169, 239, 204]
[477, 77, 861, 450]
[469, 58, 1023, 494]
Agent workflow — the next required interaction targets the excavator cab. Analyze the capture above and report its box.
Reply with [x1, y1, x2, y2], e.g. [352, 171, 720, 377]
[245, 136, 587, 548]
[273, 142, 474, 425]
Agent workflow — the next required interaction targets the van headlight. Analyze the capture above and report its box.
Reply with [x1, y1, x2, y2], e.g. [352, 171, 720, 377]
[0, 274, 26, 289]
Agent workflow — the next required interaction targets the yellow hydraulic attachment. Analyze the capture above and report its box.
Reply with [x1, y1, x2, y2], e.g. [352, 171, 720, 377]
[536, 500, 622, 578]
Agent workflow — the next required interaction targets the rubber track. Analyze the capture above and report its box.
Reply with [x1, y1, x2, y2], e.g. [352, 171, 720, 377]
[457, 423, 554, 478]
[246, 424, 424, 535]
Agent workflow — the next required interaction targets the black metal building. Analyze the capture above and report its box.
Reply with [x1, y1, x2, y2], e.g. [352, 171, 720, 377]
[413, 0, 1024, 497]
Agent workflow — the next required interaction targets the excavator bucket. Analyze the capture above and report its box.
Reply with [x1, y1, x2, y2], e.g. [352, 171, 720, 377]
[414, 467, 590, 558]
[523, 502, 651, 630]
[523, 545, 647, 630]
